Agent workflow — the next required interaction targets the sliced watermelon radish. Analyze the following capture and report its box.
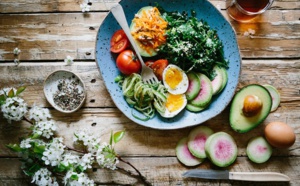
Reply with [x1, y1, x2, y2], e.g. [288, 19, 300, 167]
[205, 132, 237, 167]
[216, 67, 228, 95]
[263, 84, 280, 112]
[246, 136, 272, 164]
[176, 137, 203, 166]
[211, 66, 223, 95]
[186, 103, 206, 112]
[190, 73, 213, 107]
[186, 71, 201, 101]
[187, 126, 214, 158]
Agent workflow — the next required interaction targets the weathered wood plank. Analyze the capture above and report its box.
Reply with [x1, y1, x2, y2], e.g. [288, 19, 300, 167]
[0, 11, 299, 60]
[0, 0, 298, 13]
[1, 157, 300, 185]
[1, 104, 299, 157]
[0, 60, 299, 107]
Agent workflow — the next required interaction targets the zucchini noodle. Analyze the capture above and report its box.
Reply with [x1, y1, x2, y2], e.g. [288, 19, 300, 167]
[117, 73, 167, 121]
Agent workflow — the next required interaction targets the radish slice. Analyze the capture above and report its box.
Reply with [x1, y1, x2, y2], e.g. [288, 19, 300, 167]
[205, 132, 237, 167]
[246, 136, 272, 163]
[187, 126, 214, 158]
[263, 84, 280, 112]
[176, 137, 203, 166]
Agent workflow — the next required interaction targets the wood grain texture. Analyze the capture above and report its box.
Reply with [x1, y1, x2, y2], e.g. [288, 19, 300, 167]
[0, 8, 299, 60]
[1, 157, 300, 185]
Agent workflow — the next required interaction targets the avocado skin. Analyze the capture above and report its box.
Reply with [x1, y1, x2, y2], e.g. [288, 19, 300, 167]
[229, 84, 272, 133]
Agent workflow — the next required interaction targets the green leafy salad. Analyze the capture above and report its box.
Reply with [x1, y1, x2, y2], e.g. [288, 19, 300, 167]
[157, 7, 228, 79]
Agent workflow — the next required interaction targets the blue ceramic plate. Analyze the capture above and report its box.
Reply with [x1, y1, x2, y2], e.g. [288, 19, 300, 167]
[95, 0, 241, 130]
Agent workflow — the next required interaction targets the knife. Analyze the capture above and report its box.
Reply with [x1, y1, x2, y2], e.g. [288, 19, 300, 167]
[182, 169, 290, 182]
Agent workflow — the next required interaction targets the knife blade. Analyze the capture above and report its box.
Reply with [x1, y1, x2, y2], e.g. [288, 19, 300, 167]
[182, 169, 290, 182]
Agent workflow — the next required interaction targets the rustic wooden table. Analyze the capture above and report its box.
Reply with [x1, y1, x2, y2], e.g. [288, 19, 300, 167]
[0, 0, 299, 185]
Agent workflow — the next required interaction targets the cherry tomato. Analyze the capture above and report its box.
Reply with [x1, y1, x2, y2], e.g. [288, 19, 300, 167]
[150, 59, 168, 80]
[116, 50, 141, 75]
[110, 30, 129, 53]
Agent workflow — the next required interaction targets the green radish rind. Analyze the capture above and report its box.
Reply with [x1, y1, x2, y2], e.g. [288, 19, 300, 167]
[211, 66, 223, 95]
[263, 84, 280, 112]
[130, 6, 158, 57]
[229, 84, 272, 133]
[190, 73, 213, 107]
[186, 71, 201, 101]
[217, 67, 228, 95]
[186, 103, 207, 113]
[187, 126, 214, 158]
[176, 137, 204, 166]
[246, 136, 272, 164]
[205, 132, 237, 167]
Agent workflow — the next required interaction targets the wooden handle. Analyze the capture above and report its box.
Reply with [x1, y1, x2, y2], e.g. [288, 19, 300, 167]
[229, 172, 290, 182]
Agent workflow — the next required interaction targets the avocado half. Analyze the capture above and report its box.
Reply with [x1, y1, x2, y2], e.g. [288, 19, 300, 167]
[229, 84, 272, 133]
[130, 6, 158, 57]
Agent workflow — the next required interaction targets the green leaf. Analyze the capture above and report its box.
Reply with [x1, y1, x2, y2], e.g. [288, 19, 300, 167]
[31, 133, 40, 139]
[55, 163, 68, 173]
[70, 174, 79, 181]
[33, 144, 45, 155]
[109, 130, 113, 146]
[76, 165, 85, 173]
[113, 130, 125, 144]
[23, 164, 41, 176]
[6, 144, 22, 152]
[0, 94, 6, 105]
[7, 88, 15, 98]
[16, 86, 26, 96]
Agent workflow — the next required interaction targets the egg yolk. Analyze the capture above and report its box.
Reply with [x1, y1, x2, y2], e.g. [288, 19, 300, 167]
[165, 67, 183, 89]
[166, 94, 185, 112]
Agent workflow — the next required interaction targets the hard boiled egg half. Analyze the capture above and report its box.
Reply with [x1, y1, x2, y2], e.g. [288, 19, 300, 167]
[158, 93, 187, 118]
[162, 64, 189, 95]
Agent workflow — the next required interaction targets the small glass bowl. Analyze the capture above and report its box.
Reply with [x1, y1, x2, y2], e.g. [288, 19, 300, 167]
[43, 70, 86, 113]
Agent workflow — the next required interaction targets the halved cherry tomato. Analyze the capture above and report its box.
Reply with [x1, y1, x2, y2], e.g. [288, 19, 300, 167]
[150, 59, 168, 80]
[145, 60, 155, 68]
[116, 50, 141, 75]
[110, 30, 129, 53]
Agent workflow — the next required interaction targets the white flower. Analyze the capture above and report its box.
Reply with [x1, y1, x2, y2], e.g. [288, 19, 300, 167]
[42, 137, 65, 166]
[1, 97, 27, 123]
[74, 130, 101, 154]
[33, 120, 57, 139]
[13, 48, 21, 55]
[14, 59, 20, 66]
[80, 3, 91, 12]
[79, 153, 94, 170]
[28, 105, 52, 122]
[64, 56, 74, 65]
[31, 168, 59, 186]
[63, 171, 94, 186]
[61, 153, 80, 167]
[96, 142, 119, 170]
[20, 138, 46, 149]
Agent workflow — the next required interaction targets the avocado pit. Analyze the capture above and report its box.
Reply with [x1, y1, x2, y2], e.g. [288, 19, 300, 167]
[242, 95, 262, 117]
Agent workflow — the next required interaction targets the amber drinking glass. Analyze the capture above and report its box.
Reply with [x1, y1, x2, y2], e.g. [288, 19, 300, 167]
[227, 0, 274, 22]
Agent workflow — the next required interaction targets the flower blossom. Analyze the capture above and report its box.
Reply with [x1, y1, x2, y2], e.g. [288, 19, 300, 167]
[96, 142, 119, 170]
[28, 105, 52, 122]
[63, 171, 94, 186]
[61, 153, 80, 167]
[13, 48, 21, 55]
[1, 97, 27, 123]
[31, 168, 59, 186]
[64, 55, 74, 66]
[73, 130, 101, 154]
[79, 153, 94, 170]
[42, 137, 65, 166]
[20, 138, 46, 149]
[33, 120, 57, 139]
[80, 3, 91, 13]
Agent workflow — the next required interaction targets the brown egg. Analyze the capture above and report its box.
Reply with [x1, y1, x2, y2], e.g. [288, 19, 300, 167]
[264, 121, 296, 148]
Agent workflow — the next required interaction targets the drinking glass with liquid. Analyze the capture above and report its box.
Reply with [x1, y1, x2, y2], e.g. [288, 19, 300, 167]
[227, 0, 274, 22]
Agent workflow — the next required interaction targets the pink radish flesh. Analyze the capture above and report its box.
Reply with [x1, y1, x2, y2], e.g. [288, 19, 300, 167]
[214, 140, 234, 161]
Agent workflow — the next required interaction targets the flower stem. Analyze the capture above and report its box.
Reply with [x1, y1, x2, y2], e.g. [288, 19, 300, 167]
[117, 156, 152, 186]
[65, 145, 86, 154]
